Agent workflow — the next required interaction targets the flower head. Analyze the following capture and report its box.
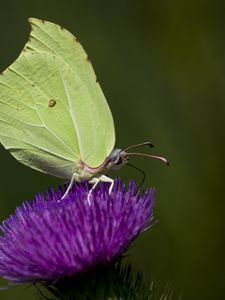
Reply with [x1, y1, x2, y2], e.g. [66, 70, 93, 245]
[0, 180, 154, 283]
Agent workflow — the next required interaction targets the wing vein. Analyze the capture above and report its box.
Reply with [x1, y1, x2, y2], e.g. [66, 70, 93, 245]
[30, 22, 63, 49]
[60, 73, 82, 157]
[30, 33, 54, 52]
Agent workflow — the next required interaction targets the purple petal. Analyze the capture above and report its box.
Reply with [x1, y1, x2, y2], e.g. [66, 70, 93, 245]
[0, 179, 155, 283]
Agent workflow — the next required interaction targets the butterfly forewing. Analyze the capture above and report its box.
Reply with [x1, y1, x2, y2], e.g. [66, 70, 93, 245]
[0, 18, 116, 179]
[27, 18, 115, 166]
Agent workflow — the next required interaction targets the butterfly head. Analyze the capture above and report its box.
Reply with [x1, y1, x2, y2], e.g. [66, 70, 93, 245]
[105, 149, 129, 171]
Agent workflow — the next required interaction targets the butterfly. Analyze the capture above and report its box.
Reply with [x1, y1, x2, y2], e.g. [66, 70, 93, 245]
[0, 18, 168, 201]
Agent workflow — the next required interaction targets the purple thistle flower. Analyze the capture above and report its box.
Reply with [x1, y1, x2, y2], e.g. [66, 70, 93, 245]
[0, 180, 154, 284]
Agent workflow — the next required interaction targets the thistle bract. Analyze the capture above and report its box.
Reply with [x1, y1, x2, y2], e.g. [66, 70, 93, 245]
[0, 180, 154, 283]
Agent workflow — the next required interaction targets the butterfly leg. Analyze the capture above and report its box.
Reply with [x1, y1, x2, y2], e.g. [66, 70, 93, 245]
[98, 175, 114, 194]
[88, 175, 114, 204]
[61, 173, 78, 200]
[88, 177, 101, 204]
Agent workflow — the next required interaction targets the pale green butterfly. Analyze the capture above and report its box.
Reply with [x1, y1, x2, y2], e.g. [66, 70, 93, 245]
[0, 18, 168, 201]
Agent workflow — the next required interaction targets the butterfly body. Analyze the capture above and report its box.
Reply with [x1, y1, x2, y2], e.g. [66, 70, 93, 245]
[71, 148, 127, 182]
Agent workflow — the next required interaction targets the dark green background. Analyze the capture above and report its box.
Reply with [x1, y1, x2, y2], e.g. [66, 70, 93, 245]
[0, 1, 224, 299]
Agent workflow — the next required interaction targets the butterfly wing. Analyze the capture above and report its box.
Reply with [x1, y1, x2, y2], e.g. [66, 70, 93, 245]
[0, 19, 115, 179]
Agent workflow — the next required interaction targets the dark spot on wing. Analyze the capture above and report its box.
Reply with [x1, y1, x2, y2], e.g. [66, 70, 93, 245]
[48, 99, 56, 108]
[74, 36, 79, 43]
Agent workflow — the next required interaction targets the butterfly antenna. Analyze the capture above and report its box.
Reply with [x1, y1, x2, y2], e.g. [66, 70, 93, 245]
[127, 152, 170, 165]
[126, 163, 146, 191]
[122, 142, 154, 152]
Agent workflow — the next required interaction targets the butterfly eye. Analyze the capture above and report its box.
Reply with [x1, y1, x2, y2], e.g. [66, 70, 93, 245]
[116, 157, 123, 165]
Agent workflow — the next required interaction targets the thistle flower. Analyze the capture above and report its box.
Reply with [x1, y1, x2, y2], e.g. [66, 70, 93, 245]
[0, 179, 154, 284]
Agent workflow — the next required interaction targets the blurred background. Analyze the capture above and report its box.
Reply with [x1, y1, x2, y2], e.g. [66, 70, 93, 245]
[0, 0, 225, 299]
